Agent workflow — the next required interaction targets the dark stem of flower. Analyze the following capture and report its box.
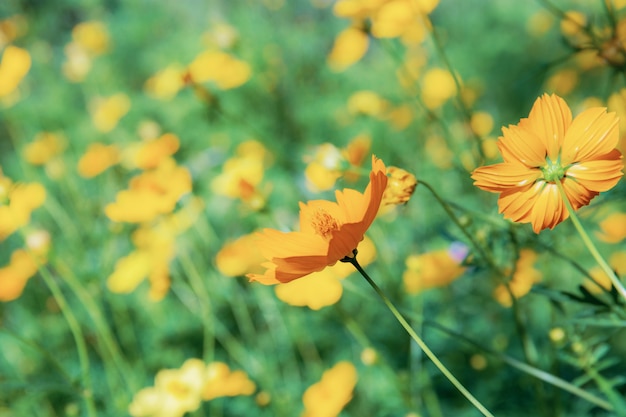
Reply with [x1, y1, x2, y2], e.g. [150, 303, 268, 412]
[342, 248, 495, 417]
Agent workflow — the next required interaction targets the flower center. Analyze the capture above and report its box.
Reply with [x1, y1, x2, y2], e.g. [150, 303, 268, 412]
[541, 158, 566, 182]
[310, 208, 340, 240]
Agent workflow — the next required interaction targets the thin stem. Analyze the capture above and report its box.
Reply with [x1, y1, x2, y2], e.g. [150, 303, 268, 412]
[38, 266, 98, 417]
[555, 180, 626, 303]
[343, 253, 495, 417]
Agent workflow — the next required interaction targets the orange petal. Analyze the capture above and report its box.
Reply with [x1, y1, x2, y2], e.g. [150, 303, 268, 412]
[497, 184, 537, 223]
[530, 183, 567, 232]
[472, 163, 542, 192]
[561, 107, 619, 165]
[522, 94, 572, 161]
[566, 157, 624, 192]
[498, 124, 547, 167]
[562, 177, 598, 210]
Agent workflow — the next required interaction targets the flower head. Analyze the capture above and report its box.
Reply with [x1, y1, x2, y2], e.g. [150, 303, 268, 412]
[248, 155, 387, 284]
[471, 94, 623, 233]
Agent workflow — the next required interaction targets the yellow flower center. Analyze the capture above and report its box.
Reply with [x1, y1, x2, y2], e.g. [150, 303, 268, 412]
[310, 208, 340, 240]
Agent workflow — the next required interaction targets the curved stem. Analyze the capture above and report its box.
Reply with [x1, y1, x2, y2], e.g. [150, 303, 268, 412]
[343, 253, 495, 417]
[38, 266, 98, 417]
[555, 181, 626, 303]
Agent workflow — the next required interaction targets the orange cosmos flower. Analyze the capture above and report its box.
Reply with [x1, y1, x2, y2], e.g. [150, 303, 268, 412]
[472, 94, 624, 233]
[247, 155, 388, 284]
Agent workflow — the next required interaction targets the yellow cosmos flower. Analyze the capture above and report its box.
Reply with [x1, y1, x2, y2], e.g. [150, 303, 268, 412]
[0, 249, 39, 302]
[90, 93, 131, 133]
[382, 166, 417, 206]
[144, 65, 185, 100]
[403, 243, 468, 294]
[596, 211, 626, 243]
[211, 140, 270, 209]
[187, 50, 251, 90]
[77, 142, 120, 178]
[471, 94, 624, 233]
[493, 249, 542, 307]
[0, 45, 31, 98]
[301, 361, 357, 417]
[22, 132, 67, 165]
[274, 236, 376, 309]
[248, 155, 387, 284]
[421, 68, 457, 109]
[0, 180, 46, 240]
[202, 362, 256, 401]
[72, 21, 110, 55]
[585, 251, 626, 293]
[327, 26, 369, 71]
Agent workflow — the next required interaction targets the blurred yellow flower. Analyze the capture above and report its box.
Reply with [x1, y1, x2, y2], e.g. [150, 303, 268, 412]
[301, 361, 357, 417]
[62, 21, 110, 83]
[421, 68, 457, 109]
[129, 359, 206, 417]
[90, 93, 131, 133]
[129, 359, 256, 417]
[371, 0, 419, 39]
[585, 251, 626, 293]
[403, 243, 468, 294]
[0, 249, 40, 302]
[470, 111, 494, 137]
[0, 15, 27, 49]
[201, 22, 239, 50]
[327, 26, 369, 71]
[108, 198, 202, 300]
[494, 249, 542, 307]
[22, 132, 66, 165]
[386, 104, 414, 130]
[72, 21, 110, 55]
[188, 50, 251, 89]
[382, 166, 417, 206]
[212, 140, 270, 209]
[347, 90, 388, 117]
[596, 212, 626, 243]
[77, 142, 120, 178]
[203, 362, 256, 401]
[545, 69, 579, 96]
[130, 133, 181, 170]
[0, 180, 46, 241]
[248, 156, 387, 284]
[472, 94, 623, 233]
[304, 143, 344, 192]
[0, 45, 31, 98]
[274, 236, 376, 309]
[105, 159, 192, 223]
[560, 11, 587, 39]
[144, 65, 185, 100]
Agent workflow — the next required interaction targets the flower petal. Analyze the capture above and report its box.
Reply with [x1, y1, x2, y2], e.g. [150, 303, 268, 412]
[561, 107, 619, 165]
[566, 156, 624, 192]
[522, 94, 572, 161]
[498, 124, 547, 167]
[497, 184, 537, 223]
[530, 182, 567, 233]
[472, 163, 542, 192]
[562, 177, 598, 210]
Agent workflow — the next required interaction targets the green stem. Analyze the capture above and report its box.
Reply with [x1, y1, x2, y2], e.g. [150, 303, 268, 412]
[555, 180, 626, 303]
[343, 253, 495, 417]
[38, 266, 98, 417]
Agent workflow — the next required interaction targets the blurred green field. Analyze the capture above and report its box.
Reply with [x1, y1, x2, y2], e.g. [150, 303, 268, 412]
[1, 0, 626, 416]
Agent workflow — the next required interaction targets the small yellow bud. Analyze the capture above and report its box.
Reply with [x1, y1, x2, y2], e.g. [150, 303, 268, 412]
[382, 166, 417, 205]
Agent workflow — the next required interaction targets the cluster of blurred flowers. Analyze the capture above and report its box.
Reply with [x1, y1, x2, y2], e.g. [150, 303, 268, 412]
[129, 359, 256, 417]
[0, 170, 48, 301]
[0, 15, 30, 103]
[327, 0, 439, 71]
[128, 358, 358, 417]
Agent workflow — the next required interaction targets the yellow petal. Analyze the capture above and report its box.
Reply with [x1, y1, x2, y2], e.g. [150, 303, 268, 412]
[561, 107, 619, 165]
[471, 163, 542, 192]
[523, 93, 572, 161]
[327, 27, 369, 72]
[566, 157, 624, 192]
[498, 124, 547, 167]
[275, 271, 343, 310]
